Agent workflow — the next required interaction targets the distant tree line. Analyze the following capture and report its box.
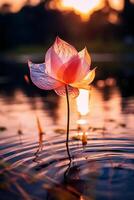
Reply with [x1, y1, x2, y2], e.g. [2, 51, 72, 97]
[0, 0, 134, 51]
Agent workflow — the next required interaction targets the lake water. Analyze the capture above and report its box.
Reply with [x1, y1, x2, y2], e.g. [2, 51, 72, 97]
[0, 77, 134, 200]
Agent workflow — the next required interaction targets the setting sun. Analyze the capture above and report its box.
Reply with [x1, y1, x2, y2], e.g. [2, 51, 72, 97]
[0, 0, 125, 20]
[49, 0, 105, 21]
[61, 0, 104, 21]
[48, 0, 124, 21]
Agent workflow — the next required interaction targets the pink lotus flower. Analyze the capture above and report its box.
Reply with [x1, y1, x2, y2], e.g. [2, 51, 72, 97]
[28, 37, 96, 161]
[28, 37, 95, 97]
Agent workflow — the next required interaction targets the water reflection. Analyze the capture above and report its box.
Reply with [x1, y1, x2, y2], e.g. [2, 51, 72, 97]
[33, 116, 45, 162]
[17, 126, 24, 144]
[0, 83, 134, 200]
[76, 89, 90, 115]
[0, 83, 133, 141]
[0, 83, 133, 140]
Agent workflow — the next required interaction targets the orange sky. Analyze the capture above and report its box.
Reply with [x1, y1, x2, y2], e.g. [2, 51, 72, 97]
[0, 0, 41, 12]
[48, 0, 124, 21]
[0, 0, 124, 21]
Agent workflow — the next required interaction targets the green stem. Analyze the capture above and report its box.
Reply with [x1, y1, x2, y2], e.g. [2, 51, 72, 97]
[65, 85, 72, 162]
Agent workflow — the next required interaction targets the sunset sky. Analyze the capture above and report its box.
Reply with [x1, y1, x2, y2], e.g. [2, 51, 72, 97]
[48, 0, 124, 21]
[0, 0, 125, 21]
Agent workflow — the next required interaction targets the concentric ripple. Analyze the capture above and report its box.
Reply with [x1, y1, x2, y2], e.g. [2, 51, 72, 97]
[0, 128, 134, 200]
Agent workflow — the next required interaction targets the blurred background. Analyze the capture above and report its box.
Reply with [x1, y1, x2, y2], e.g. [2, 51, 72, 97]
[0, 0, 134, 49]
[0, 0, 134, 91]
[0, 2, 134, 199]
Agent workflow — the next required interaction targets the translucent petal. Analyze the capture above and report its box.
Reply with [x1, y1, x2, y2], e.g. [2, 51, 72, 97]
[78, 47, 91, 66]
[83, 67, 96, 83]
[54, 85, 79, 98]
[57, 55, 82, 84]
[56, 48, 92, 84]
[28, 60, 63, 90]
[45, 37, 78, 81]
[70, 68, 96, 90]
[74, 47, 91, 82]
[54, 37, 78, 63]
[45, 46, 63, 79]
[56, 49, 91, 85]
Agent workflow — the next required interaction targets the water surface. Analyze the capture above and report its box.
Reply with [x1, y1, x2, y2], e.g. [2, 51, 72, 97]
[0, 82, 134, 200]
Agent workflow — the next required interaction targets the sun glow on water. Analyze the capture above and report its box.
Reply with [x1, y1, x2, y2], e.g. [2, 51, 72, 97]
[76, 89, 90, 116]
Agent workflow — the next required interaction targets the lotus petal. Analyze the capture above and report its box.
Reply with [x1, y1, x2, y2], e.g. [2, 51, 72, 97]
[54, 85, 79, 98]
[57, 55, 83, 84]
[70, 68, 96, 90]
[74, 48, 91, 81]
[45, 37, 78, 80]
[28, 60, 63, 90]
[56, 48, 92, 84]
[83, 67, 96, 83]
[79, 47, 91, 66]
[54, 37, 78, 63]
[45, 46, 63, 79]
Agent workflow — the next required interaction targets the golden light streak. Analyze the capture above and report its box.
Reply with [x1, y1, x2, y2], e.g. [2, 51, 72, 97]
[77, 119, 88, 125]
[76, 89, 90, 115]
[76, 89, 90, 136]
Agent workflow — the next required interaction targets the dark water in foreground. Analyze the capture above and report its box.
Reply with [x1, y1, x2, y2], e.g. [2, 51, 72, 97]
[0, 82, 134, 200]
